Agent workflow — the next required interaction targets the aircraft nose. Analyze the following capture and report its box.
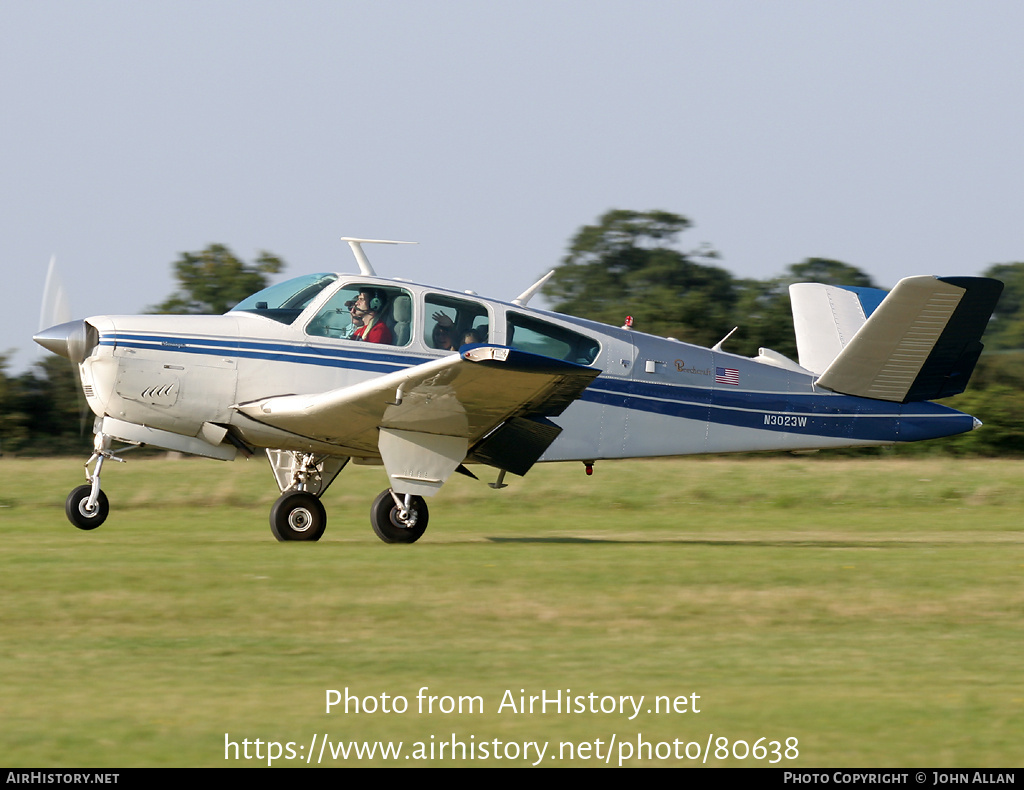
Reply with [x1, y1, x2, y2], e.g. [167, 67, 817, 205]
[33, 320, 98, 363]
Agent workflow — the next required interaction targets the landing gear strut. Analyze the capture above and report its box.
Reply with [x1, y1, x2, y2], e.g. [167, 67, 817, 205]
[370, 489, 429, 543]
[262, 451, 439, 544]
[64, 431, 123, 530]
[265, 451, 347, 542]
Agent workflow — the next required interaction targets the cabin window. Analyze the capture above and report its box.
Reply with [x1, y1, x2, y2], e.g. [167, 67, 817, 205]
[506, 312, 599, 365]
[424, 294, 490, 352]
[231, 273, 338, 325]
[306, 284, 413, 347]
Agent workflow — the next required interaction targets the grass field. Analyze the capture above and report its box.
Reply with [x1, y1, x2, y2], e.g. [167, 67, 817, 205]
[1, 454, 1021, 767]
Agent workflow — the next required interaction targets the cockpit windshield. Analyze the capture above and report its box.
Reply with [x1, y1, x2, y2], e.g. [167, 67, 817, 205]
[229, 273, 339, 325]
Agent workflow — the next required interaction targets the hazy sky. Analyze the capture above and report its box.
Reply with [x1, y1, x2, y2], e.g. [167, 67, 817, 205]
[4, 1, 1024, 372]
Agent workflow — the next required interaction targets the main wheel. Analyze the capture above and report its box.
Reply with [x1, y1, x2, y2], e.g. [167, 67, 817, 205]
[65, 485, 109, 530]
[270, 491, 327, 541]
[370, 489, 429, 544]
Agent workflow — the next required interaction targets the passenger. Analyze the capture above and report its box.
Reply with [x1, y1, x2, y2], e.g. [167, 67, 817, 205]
[351, 290, 393, 344]
[432, 324, 454, 351]
[431, 311, 456, 351]
[460, 329, 483, 348]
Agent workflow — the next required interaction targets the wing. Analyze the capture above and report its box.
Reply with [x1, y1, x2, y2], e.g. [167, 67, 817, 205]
[234, 345, 600, 492]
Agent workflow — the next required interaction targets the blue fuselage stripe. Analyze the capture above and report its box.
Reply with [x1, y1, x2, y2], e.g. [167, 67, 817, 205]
[102, 332, 973, 442]
[580, 380, 972, 442]
[102, 332, 417, 374]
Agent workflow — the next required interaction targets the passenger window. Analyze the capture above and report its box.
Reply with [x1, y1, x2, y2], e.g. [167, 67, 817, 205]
[506, 312, 599, 365]
[306, 284, 413, 347]
[425, 294, 490, 352]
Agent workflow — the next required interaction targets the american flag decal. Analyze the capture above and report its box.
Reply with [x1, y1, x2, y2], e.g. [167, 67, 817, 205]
[716, 366, 739, 385]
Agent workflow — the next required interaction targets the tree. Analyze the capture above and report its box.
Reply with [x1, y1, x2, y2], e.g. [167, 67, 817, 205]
[543, 212, 886, 357]
[15, 356, 92, 455]
[0, 353, 91, 456]
[781, 258, 879, 289]
[544, 210, 735, 347]
[0, 354, 27, 454]
[979, 262, 1024, 350]
[724, 259, 879, 359]
[150, 244, 285, 315]
[728, 278, 799, 359]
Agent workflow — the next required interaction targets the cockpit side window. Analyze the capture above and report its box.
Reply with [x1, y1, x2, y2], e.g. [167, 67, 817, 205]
[230, 273, 338, 325]
[306, 283, 413, 347]
[424, 294, 490, 352]
[506, 312, 600, 365]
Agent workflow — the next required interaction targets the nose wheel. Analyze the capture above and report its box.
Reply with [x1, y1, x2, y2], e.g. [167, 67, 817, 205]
[65, 485, 109, 530]
[370, 489, 429, 543]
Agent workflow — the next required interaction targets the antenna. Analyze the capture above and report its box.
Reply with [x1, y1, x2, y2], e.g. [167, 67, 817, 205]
[340, 237, 417, 276]
[711, 326, 738, 352]
[512, 270, 554, 306]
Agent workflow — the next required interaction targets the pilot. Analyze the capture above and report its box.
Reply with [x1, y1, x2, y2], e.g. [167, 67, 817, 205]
[351, 290, 393, 344]
[337, 299, 362, 339]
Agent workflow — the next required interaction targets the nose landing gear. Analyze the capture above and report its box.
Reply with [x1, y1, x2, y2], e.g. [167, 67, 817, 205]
[64, 431, 124, 530]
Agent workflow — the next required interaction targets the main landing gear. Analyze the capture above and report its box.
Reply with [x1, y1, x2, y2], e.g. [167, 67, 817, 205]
[269, 491, 327, 541]
[58, 442, 432, 544]
[370, 490, 429, 544]
[266, 451, 340, 543]
[265, 450, 429, 544]
[267, 487, 430, 544]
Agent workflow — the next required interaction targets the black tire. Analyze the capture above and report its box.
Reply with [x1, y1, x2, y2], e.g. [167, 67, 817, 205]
[270, 491, 327, 541]
[370, 489, 428, 544]
[65, 484, 109, 530]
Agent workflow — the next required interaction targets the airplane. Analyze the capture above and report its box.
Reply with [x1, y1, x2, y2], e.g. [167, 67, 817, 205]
[33, 238, 1003, 544]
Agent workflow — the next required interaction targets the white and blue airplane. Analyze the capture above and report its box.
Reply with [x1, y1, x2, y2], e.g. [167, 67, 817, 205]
[34, 238, 1002, 543]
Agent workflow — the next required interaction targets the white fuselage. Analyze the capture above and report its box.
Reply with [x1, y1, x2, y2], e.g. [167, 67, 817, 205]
[75, 273, 976, 465]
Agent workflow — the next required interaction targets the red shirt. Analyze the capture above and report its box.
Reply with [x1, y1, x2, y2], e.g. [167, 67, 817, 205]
[353, 321, 393, 345]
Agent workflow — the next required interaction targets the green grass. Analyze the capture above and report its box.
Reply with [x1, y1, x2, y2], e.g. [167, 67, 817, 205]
[1, 455, 1022, 767]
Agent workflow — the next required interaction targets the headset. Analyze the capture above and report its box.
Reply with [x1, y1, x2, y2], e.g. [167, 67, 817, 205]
[360, 289, 384, 312]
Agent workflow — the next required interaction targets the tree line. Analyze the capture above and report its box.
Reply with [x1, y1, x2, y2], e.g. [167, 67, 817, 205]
[3, 213, 1022, 456]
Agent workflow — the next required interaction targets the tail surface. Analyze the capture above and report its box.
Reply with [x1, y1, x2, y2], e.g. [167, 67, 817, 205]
[790, 276, 1003, 403]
